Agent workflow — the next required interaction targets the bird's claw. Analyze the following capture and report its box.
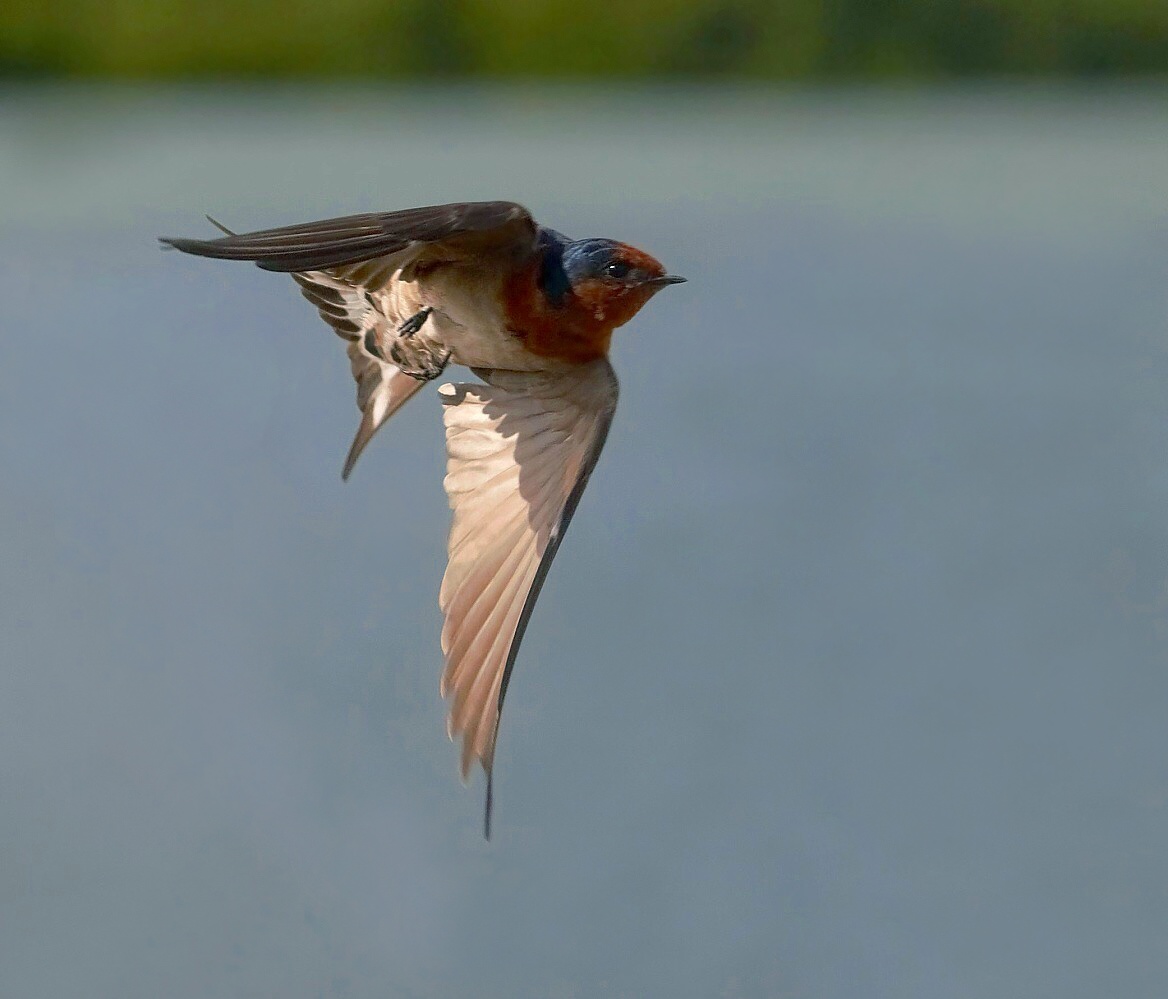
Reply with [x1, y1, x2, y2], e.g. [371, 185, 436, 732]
[398, 306, 434, 338]
[367, 306, 448, 378]
[391, 336, 451, 380]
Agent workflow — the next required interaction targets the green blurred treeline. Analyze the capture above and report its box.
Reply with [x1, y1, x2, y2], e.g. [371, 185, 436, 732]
[2, 0, 1165, 79]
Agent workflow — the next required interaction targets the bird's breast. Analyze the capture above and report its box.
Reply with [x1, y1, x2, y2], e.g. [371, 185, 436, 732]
[500, 260, 613, 365]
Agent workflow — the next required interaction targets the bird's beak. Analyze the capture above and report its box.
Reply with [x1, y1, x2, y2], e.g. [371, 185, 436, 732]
[646, 274, 687, 288]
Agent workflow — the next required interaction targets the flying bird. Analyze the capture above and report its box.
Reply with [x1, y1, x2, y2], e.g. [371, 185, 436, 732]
[161, 201, 685, 837]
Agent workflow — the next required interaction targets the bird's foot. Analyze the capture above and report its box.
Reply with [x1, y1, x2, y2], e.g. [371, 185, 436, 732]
[391, 334, 451, 380]
[397, 306, 434, 338]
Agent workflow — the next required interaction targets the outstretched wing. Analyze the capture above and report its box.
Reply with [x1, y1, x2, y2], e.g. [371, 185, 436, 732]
[161, 202, 538, 476]
[290, 266, 425, 479]
[437, 360, 619, 837]
[160, 201, 536, 273]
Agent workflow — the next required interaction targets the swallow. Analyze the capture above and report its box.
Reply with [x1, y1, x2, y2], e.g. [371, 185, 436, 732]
[160, 201, 685, 837]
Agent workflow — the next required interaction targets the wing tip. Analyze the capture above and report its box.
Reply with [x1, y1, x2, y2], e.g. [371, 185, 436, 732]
[157, 234, 236, 260]
[483, 770, 494, 841]
[342, 419, 373, 481]
[160, 217, 237, 254]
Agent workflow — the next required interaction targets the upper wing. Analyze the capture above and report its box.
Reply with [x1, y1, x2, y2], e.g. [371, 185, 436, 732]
[160, 201, 536, 273]
[164, 202, 531, 477]
[162, 203, 538, 475]
[438, 360, 619, 837]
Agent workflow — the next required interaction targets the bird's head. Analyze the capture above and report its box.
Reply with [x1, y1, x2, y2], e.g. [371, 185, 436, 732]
[559, 238, 686, 329]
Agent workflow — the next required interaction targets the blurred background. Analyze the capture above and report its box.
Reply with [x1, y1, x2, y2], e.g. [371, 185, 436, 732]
[2, 0, 1167, 77]
[2, 4, 1166, 999]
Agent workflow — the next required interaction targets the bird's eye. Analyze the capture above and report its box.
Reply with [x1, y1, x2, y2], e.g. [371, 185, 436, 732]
[604, 260, 630, 280]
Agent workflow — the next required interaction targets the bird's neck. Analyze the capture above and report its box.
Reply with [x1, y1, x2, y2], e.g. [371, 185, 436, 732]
[503, 256, 618, 364]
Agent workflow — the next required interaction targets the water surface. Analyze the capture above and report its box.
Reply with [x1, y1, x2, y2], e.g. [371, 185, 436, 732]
[1, 85, 1166, 998]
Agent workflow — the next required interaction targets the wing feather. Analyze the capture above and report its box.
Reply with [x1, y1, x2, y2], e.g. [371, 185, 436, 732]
[161, 201, 536, 272]
[164, 215, 441, 476]
[163, 202, 538, 474]
[291, 267, 426, 479]
[437, 361, 619, 836]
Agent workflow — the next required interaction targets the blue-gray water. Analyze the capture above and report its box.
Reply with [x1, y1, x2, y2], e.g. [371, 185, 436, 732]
[1, 85, 1166, 997]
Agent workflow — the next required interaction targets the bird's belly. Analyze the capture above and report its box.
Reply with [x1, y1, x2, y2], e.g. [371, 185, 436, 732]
[396, 268, 551, 373]
[435, 303, 549, 372]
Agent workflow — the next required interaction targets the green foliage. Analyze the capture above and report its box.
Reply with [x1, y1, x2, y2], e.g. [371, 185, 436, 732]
[0, 0, 1164, 78]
